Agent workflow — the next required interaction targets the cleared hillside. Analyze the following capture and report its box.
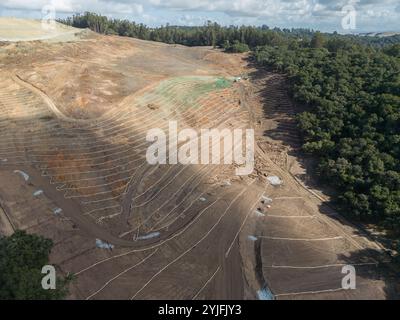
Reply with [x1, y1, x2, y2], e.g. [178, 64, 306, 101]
[0, 18, 87, 42]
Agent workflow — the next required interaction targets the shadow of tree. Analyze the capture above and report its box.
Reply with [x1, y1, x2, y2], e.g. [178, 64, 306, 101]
[337, 248, 400, 299]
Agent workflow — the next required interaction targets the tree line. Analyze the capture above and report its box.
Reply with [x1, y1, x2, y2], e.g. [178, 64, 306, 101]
[255, 39, 400, 238]
[59, 12, 400, 50]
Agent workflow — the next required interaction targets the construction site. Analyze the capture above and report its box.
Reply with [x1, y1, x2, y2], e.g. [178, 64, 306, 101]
[0, 18, 398, 300]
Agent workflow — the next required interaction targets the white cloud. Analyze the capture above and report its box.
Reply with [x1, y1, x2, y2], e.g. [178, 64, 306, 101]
[0, 0, 399, 32]
[0, 0, 143, 15]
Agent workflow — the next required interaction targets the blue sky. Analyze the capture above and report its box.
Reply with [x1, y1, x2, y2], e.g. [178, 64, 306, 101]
[0, 0, 399, 33]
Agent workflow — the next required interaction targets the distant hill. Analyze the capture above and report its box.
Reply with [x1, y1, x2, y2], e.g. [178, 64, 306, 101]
[359, 31, 400, 38]
[0, 17, 87, 42]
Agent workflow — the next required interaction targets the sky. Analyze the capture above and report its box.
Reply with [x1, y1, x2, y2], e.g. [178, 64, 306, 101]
[0, 0, 399, 33]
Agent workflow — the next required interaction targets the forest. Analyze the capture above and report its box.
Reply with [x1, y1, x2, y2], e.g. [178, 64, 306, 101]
[60, 12, 400, 239]
[255, 38, 400, 236]
[0, 231, 71, 299]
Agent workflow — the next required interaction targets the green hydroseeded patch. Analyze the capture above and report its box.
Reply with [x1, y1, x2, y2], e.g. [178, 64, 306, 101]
[138, 76, 232, 110]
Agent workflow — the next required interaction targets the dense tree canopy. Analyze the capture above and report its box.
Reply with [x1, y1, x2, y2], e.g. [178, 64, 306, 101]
[0, 230, 70, 299]
[224, 40, 250, 53]
[255, 42, 400, 233]
[310, 31, 325, 49]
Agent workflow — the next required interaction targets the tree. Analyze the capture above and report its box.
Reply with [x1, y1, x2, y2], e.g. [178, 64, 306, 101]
[310, 31, 325, 48]
[384, 43, 400, 58]
[254, 38, 400, 234]
[225, 40, 250, 53]
[0, 230, 71, 299]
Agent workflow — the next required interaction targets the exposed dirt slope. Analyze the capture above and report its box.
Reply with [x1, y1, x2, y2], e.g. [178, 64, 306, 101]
[0, 18, 87, 42]
[0, 26, 397, 300]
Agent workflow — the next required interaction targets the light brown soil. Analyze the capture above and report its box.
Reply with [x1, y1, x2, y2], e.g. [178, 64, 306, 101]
[0, 18, 86, 42]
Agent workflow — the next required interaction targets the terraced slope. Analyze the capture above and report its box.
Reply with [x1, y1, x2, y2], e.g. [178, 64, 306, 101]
[0, 33, 262, 299]
[0, 26, 397, 299]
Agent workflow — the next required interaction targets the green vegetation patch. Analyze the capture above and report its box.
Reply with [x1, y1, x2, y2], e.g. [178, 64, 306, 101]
[255, 41, 400, 236]
[0, 230, 71, 300]
[173, 77, 232, 108]
[214, 77, 232, 89]
[137, 76, 232, 110]
[224, 41, 250, 53]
